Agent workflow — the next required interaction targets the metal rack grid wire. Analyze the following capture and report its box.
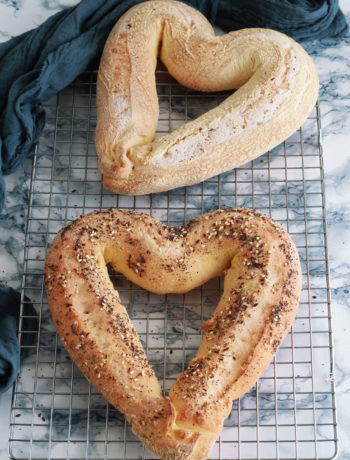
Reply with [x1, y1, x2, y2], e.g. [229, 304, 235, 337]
[8, 68, 337, 460]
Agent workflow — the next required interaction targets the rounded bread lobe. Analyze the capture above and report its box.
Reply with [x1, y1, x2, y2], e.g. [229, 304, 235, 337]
[45, 208, 301, 459]
[95, 0, 319, 195]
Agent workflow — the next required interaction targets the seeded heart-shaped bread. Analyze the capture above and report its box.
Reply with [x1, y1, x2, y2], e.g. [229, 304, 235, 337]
[45, 208, 301, 459]
[95, 0, 318, 195]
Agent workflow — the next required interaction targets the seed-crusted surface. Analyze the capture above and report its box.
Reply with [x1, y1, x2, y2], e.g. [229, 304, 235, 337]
[45, 207, 301, 460]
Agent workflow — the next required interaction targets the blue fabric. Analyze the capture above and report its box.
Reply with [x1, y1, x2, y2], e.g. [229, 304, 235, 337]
[0, 0, 347, 394]
[215, 0, 348, 40]
[0, 286, 37, 393]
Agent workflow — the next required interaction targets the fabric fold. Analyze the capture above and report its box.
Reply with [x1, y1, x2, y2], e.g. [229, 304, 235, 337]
[0, 286, 37, 393]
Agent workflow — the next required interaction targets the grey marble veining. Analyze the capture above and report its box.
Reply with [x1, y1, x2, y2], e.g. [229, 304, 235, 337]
[307, 10, 350, 459]
[0, 0, 80, 42]
[0, 1, 350, 459]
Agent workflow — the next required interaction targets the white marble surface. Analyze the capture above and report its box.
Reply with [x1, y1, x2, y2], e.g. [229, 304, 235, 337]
[0, 0, 349, 459]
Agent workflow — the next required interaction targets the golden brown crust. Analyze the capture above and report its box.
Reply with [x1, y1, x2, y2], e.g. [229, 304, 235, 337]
[45, 208, 301, 459]
[95, 0, 318, 195]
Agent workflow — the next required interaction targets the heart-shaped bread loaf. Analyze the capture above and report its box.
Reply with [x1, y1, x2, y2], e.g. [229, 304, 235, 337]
[45, 208, 301, 459]
[95, 0, 318, 195]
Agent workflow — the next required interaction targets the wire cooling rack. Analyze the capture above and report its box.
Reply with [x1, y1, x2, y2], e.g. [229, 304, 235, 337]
[8, 69, 337, 460]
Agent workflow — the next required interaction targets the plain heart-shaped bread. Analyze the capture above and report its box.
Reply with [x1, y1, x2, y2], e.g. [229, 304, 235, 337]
[45, 208, 301, 459]
[95, 0, 318, 195]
